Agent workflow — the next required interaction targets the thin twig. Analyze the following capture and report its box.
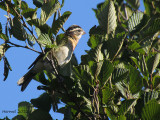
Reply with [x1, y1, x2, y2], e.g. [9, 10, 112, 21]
[7, 41, 41, 54]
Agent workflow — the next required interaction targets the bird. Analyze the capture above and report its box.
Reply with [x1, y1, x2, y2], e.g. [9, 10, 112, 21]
[17, 25, 86, 91]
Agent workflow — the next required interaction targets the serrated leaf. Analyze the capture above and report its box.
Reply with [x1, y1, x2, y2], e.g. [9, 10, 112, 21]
[98, 60, 114, 86]
[94, 0, 117, 34]
[40, 0, 60, 24]
[112, 68, 129, 84]
[30, 93, 52, 112]
[27, 18, 51, 34]
[18, 101, 34, 119]
[128, 40, 146, 54]
[33, 0, 44, 8]
[87, 34, 103, 49]
[52, 11, 71, 35]
[37, 33, 52, 47]
[128, 12, 143, 32]
[129, 65, 143, 94]
[118, 99, 136, 115]
[11, 17, 27, 41]
[21, 8, 37, 20]
[28, 109, 52, 120]
[141, 99, 160, 120]
[102, 86, 114, 104]
[27, 34, 35, 47]
[102, 32, 126, 60]
[139, 17, 160, 38]
[125, 0, 140, 9]
[144, 91, 159, 104]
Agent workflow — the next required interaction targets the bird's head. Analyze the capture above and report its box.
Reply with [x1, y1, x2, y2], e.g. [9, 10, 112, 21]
[65, 25, 86, 40]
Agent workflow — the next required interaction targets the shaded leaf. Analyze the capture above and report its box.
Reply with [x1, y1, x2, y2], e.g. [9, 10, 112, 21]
[98, 60, 114, 86]
[11, 17, 27, 41]
[141, 99, 160, 120]
[52, 11, 71, 35]
[21, 8, 37, 20]
[28, 109, 52, 120]
[30, 93, 52, 112]
[129, 65, 143, 94]
[0, 22, 2, 33]
[102, 86, 114, 104]
[118, 99, 136, 115]
[18, 101, 34, 119]
[27, 18, 51, 34]
[126, 0, 140, 9]
[3, 56, 12, 81]
[33, 0, 44, 8]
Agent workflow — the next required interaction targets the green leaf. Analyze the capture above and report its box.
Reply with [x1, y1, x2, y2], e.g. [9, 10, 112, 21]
[143, 0, 152, 16]
[102, 32, 126, 60]
[144, 91, 159, 104]
[0, 44, 10, 61]
[52, 11, 71, 35]
[40, 0, 60, 24]
[73, 65, 93, 86]
[64, 106, 72, 120]
[141, 99, 160, 120]
[11, 17, 27, 41]
[12, 115, 26, 120]
[37, 33, 52, 47]
[30, 93, 52, 112]
[33, 0, 44, 8]
[125, 0, 140, 9]
[112, 68, 129, 84]
[129, 65, 143, 94]
[98, 60, 114, 86]
[102, 86, 114, 104]
[21, 1, 29, 10]
[3, 56, 12, 81]
[0, 33, 9, 41]
[27, 18, 51, 34]
[94, 0, 117, 34]
[33, 71, 49, 85]
[118, 99, 136, 115]
[117, 115, 126, 120]
[27, 34, 35, 47]
[128, 40, 146, 54]
[28, 109, 52, 120]
[128, 12, 143, 32]
[140, 17, 160, 37]
[87, 34, 103, 49]
[21, 8, 38, 20]
[18, 101, 34, 119]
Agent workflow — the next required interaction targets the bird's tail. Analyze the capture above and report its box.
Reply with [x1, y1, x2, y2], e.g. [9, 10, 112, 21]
[17, 69, 36, 91]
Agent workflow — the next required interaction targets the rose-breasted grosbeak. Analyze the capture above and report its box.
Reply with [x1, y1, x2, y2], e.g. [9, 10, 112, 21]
[17, 25, 85, 91]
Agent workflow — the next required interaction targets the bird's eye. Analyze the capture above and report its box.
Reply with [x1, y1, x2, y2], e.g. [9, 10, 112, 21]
[77, 30, 81, 32]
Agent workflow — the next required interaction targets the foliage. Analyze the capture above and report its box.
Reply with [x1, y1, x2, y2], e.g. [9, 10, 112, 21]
[0, 0, 160, 120]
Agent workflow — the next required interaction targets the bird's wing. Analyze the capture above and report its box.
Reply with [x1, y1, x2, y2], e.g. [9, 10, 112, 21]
[28, 54, 44, 69]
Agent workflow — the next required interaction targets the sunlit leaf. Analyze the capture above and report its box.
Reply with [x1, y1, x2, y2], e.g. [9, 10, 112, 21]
[18, 101, 34, 119]
[37, 33, 52, 47]
[40, 0, 60, 24]
[94, 0, 117, 34]
[125, 0, 140, 9]
[0, 44, 10, 61]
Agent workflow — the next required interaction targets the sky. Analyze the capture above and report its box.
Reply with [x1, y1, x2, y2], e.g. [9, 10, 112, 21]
[0, 0, 144, 119]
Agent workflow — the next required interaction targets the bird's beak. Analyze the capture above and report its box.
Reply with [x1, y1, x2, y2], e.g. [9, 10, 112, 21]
[83, 31, 86, 35]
